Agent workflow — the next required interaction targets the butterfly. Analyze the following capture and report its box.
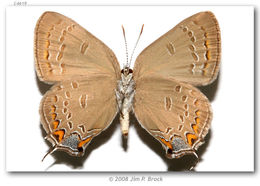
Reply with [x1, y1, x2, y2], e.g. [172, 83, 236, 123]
[34, 11, 220, 161]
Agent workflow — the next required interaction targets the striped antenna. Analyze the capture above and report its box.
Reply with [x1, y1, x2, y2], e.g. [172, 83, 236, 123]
[122, 25, 129, 67]
[129, 24, 144, 67]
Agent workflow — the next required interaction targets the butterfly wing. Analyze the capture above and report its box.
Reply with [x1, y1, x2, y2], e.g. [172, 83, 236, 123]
[133, 76, 212, 158]
[40, 75, 118, 156]
[35, 12, 121, 157]
[133, 11, 221, 86]
[34, 11, 121, 83]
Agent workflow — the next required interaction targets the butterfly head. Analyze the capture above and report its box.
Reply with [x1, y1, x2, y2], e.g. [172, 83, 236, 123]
[121, 67, 133, 76]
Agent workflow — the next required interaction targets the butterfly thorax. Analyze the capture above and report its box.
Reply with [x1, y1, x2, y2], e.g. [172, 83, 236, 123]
[116, 67, 135, 137]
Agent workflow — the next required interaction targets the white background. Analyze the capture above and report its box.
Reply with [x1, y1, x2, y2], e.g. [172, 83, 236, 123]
[5, 6, 254, 172]
[0, 0, 259, 185]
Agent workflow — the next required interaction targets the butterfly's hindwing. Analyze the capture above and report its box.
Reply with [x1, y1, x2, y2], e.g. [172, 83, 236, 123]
[40, 75, 118, 156]
[133, 76, 212, 158]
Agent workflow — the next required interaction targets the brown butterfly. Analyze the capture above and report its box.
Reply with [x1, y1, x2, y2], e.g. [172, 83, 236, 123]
[34, 11, 220, 161]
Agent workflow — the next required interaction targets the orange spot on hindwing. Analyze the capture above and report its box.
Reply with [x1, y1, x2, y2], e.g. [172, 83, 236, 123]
[192, 124, 198, 134]
[186, 133, 198, 146]
[53, 129, 65, 142]
[52, 120, 60, 129]
[78, 137, 92, 150]
[159, 137, 173, 150]
[51, 105, 56, 113]
[51, 113, 57, 120]
[195, 110, 200, 116]
[195, 117, 200, 124]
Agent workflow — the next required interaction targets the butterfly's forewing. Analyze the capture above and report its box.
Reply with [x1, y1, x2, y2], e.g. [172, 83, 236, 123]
[133, 11, 221, 86]
[34, 11, 121, 84]
[133, 76, 212, 158]
[40, 75, 118, 156]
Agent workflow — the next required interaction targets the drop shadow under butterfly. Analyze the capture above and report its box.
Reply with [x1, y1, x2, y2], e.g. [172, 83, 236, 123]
[34, 11, 221, 170]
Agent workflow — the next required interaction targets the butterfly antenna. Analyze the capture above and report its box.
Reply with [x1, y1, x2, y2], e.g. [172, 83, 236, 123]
[41, 145, 57, 162]
[122, 25, 129, 67]
[129, 24, 144, 67]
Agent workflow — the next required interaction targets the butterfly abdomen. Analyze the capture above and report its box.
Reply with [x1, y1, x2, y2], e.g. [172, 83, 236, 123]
[116, 68, 135, 137]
